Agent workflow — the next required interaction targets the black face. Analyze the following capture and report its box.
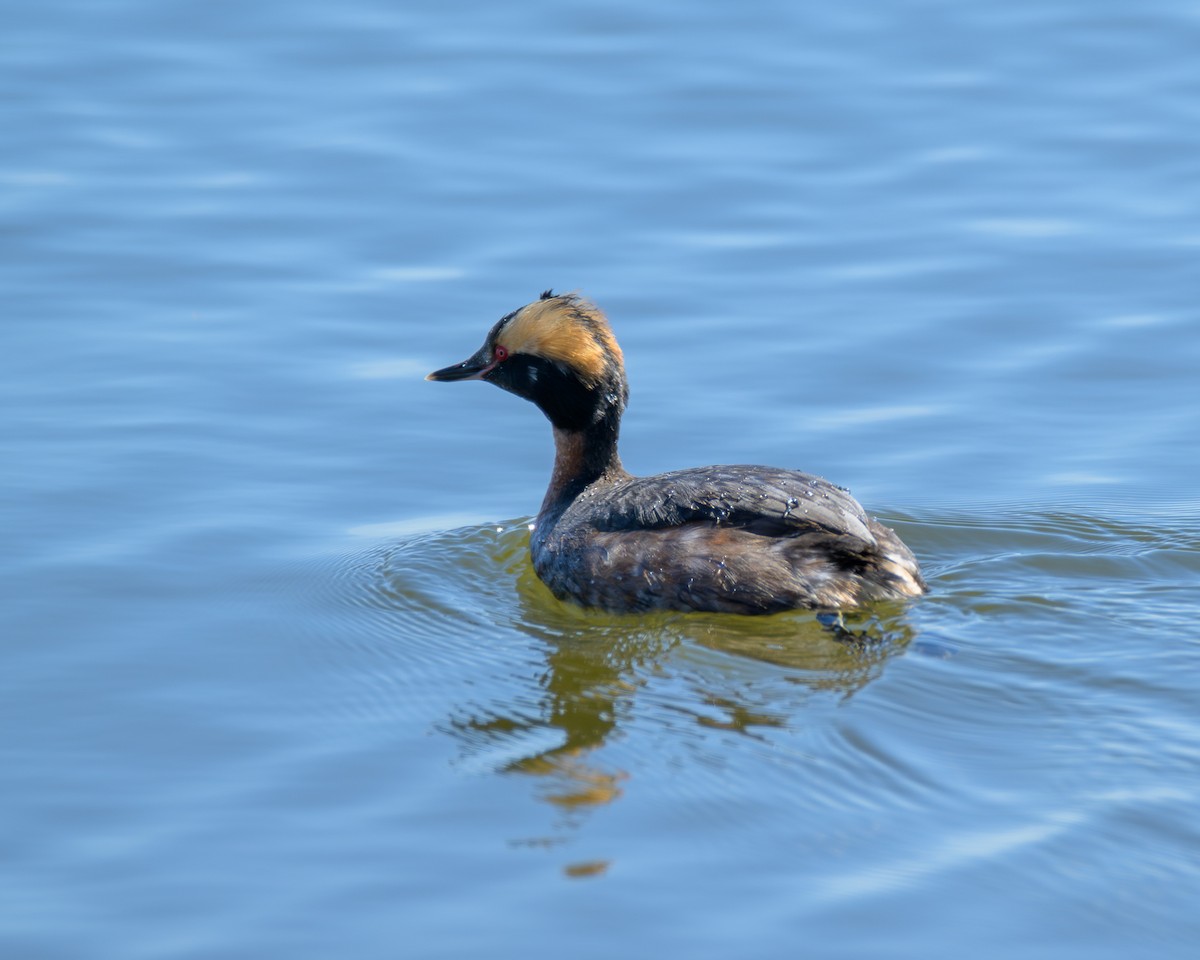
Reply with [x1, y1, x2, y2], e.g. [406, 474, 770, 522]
[428, 340, 604, 431]
[489, 354, 600, 432]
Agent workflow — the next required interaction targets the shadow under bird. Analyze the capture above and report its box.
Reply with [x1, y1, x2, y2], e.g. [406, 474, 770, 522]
[427, 291, 927, 614]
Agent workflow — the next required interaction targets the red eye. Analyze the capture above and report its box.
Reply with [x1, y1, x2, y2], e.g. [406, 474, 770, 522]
[494, 345, 509, 362]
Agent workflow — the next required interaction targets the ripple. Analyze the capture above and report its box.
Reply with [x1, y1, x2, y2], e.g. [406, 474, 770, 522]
[289, 516, 929, 834]
[280, 499, 1199, 914]
[965, 217, 1084, 238]
[805, 403, 942, 430]
[368, 266, 467, 283]
[344, 358, 434, 382]
[282, 521, 544, 722]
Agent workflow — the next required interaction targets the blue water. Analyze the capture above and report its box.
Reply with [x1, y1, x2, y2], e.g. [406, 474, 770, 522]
[4, 1, 1199, 957]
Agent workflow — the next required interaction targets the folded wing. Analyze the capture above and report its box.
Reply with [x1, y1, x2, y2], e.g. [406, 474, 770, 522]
[595, 465, 877, 547]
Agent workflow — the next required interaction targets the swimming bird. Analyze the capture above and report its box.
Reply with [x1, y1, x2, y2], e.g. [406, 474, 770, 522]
[427, 291, 926, 614]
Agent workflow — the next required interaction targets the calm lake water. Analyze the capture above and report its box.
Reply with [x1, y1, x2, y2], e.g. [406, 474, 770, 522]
[4, 1, 1199, 957]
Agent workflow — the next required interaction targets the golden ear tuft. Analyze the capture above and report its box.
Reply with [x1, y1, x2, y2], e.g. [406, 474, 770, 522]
[500, 294, 622, 385]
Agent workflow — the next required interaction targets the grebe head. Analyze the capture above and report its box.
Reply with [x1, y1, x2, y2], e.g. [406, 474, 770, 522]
[427, 290, 627, 432]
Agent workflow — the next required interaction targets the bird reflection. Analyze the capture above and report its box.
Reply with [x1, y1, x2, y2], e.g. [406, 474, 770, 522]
[443, 560, 919, 844]
[446, 593, 666, 822]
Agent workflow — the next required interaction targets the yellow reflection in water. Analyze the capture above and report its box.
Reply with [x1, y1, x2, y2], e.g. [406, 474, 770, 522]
[443, 550, 918, 871]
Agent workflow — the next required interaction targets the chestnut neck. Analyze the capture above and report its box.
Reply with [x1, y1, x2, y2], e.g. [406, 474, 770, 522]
[539, 408, 628, 520]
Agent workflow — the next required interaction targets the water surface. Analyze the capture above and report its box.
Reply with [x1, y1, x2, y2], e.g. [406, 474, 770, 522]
[4, 1, 1199, 957]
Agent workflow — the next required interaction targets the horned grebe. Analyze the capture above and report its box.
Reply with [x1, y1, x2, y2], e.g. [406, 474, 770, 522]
[427, 291, 926, 614]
